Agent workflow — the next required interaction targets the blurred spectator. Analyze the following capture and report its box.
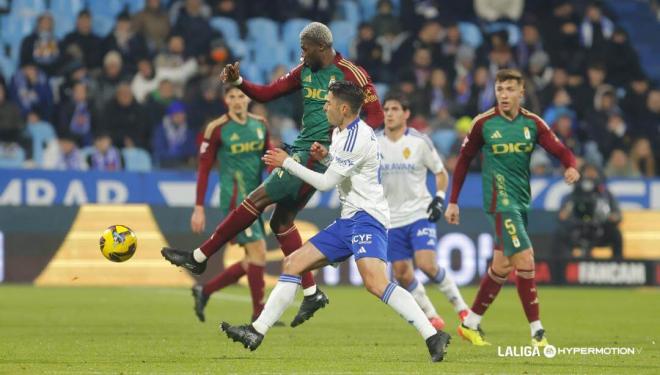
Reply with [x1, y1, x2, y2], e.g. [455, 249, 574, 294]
[170, 0, 212, 24]
[43, 133, 88, 170]
[392, 20, 443, 73]
[452, 45, 476, 106]
[186, 78, 226, 130]
[57, 82, 97, 147]
[605, 149, 640, 177]
[530, 149, 553, 176]
[557, 163, 623, 259]
[295, 0, 335, 25]
[210, 0, 246, 24]
[545, 2, 583, 72]
[0, 83, 25, 143]
[542, 89, 572, 126]
[398, 47, 433, 89]
[9, 64, 54, 119]
[61, 10, 103, 70]
[87, 133, 123, 171]
[426, 68, 454, 117]
[371, 0, 400, 37]
[629, 138, 655, 178]
[58, 61, 93, 103]
[573, 62, 607, 117]
[354, 23, 384, 82]
[132, 0, 171, 53]
[92, 51, 128, 112]
[639, 90, 660, 158]
[171, 0, 217, 59]
[101, 83, 148, 149]
[474, 0, 524, 22]
[551, 109, 582, 157]
[131, 59, 158, 103]
[598, 112, 631, 160]
[516, 23, 544, 71]
[465, 66, 495, 117]
[580, 1, 614, 57]
[526, 51, 553, 103]
[144, 79, 178, 130]
[604, 27, 641, 87]
[19, 13, 61, 76]
[151, 101, 197, 168]
[439, 21, 462, 70]
[621, 74, 650, 125]
[103, 12, 149, 74]
[131, 56, 198, 103]
[428, 105, 455, 131]
[539, 67, 569, 109]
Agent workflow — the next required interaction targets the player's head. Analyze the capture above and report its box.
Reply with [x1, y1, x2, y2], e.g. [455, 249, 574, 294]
[382, 93, 410, 131]
[299, 22, 333, 71]
[324, 81, 365, 127]
[495, 69, 525, 114]
[223, 85, 250, 116]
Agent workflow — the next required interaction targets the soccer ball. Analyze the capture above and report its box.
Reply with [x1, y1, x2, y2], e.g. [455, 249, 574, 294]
[99, 225, 137, 262]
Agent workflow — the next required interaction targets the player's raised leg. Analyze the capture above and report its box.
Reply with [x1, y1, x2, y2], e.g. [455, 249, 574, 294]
[391, 259, 445, 330]
[414, 250, 469, 319]
[511, 248, 547, 346]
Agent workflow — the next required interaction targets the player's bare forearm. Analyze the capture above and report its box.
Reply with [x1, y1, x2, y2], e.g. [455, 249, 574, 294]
[435, 169, 449, 195]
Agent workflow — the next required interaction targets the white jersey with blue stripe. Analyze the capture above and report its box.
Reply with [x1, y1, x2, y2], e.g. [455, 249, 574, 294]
[377, 128, 445, 228]
[328, 118, 390, 228]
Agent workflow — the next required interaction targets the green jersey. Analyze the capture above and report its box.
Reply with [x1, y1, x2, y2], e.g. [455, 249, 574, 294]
[449, 107, 576, 213]
[195, 113, 269, 210]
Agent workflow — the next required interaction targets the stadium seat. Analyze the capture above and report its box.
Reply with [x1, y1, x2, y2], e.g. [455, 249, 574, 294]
[226, 39, 249, 62]
[54, 14, 75, 40]
[126, 0, 146, 14]
[483, 22, 521, 46]
[2, 12, 36, 47]
[210, 17, 241, 43]
[251, 40, 288, 75]
[91, 14, 116, 38]
[122, 147, 152, 172]
[10, 0, 46, 17]
[246, 17, 279, 44]
[50, 0, 85, 20]
[281, 126, 300, 145]
[329, 20, 356, 57]
[431, 129, 456, 156]
[88, 0, 126, 18]
[240, 61, 264, 84]
[0, 143, 26, 169]
[282, 18, 312, 47]
[358, 0, 378, 22]
[338, 0, 360, 28]
[0, 53, 15, 81]
[458, 22, 483, 49]
[25, 121, 56, 167]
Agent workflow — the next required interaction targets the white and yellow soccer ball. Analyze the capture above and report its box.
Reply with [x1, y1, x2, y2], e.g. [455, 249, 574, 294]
[99, 225, 137, 262]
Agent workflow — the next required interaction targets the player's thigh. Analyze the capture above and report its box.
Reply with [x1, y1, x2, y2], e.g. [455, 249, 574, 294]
[282, 241, 329, 275]
[391, 259, 415, 285]
[491, 247, 513, 275]
[356, 257, 390, 297]
[243, 239, 266, 265]
[510, 248, 535, 270]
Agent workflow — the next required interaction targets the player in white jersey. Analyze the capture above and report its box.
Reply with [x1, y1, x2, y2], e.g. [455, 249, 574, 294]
[220, 81, 451, 362]
[378, 94, 469, 330]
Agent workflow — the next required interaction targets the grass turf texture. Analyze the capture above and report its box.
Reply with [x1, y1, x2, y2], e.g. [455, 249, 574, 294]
[0, 285, 658, 374]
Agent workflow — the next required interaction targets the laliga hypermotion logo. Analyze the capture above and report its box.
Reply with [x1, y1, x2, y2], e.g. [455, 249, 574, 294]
[497, 345, 642, 358]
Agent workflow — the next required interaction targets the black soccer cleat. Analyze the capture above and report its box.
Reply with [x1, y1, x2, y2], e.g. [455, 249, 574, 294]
[192, 285, 209, 322]
[290, 288, 329, 327]
[426, 330, 451, 362]
[220, 322, 264, 351]
[160, 247, 206, 275]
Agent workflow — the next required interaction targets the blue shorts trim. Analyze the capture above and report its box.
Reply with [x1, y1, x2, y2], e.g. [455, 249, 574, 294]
[387, 219, 437, 262]
[309, 211, 388, 264]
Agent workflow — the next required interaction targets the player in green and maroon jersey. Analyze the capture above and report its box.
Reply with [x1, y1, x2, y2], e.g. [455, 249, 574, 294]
[445, 69, 580, 347]
[190, 86, 270, 323]
[162, 22, 384, 327]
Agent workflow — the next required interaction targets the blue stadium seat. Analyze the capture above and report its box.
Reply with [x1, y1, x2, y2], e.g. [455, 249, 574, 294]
[240, 61, 265, 84]
[122, 147, 152, 172]
[2, 12, 36, 47]
[483, 22, 521, 46]
[25, 121, 56, 166]
[358, 0, 378, 22]
[281, 126, 300, 145]
[210, 17, 241, 42]
[373, 82, 389, 98]
[50, 0, 85, 20]
[458, 22, 483, 49]
[329, 20, 356, 57]
[338, 0, 360, 28]
[251, 40, 288, 77]
[88, 0, 126, 18]
[0, 144, 26, 169]
[92, 14, 116, 38]
[431, 129, 456, 156]
[246, 17, 279, 44]
[126, 0, 146, 14]
[226, 39, 249, 62]
[54, 14, 75, 39]
[0, 52, 15, 81]
[10, 0, 46, 17]
[282, 18, 311, 47]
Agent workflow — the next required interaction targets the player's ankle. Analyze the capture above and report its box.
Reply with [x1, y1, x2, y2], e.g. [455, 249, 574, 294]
[193, 248, 207, 263]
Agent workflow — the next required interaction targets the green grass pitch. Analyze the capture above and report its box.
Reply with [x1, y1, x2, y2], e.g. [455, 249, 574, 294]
[1, 285, 658, 374]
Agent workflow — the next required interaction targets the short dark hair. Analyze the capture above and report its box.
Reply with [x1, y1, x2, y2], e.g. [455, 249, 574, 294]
[383, 92, 410, 111]
[328, 80, 365, 114]
[223, 84, 242, 96]
[495, 69, 524, 86]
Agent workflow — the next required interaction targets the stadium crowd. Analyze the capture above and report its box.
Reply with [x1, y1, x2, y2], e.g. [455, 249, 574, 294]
[0, 0, 658, 177]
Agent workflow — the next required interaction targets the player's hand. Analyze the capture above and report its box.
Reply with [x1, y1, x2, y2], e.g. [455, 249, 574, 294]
[444, 203, 460, 225]
[191, 205, 205, 234]
[427, 195, 445, 222]
[262, 148, 289, 168]
[564, 167, 580, 184]
[221, 61, 240, 83]
[310, 142, 328, 161]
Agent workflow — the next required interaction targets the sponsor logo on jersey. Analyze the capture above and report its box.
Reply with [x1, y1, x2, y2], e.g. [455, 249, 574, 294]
[403, 147, 411, 159]
[491, 142, 534, 154]
[230, 140, 264, 154]
[304, 87, 328, 100]
[230, 132, 240, 141]
[333, 155, 355, 167]
[329, 75, 336, 85]
[352, 233, 373, 245]
[416, 227, 437, 237]
[491, 130, 503, 139]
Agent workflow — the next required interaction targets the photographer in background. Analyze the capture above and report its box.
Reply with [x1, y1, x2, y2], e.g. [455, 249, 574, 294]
[555, 163, 623, 259]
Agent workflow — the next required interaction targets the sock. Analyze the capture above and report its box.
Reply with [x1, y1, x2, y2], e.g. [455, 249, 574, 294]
[463, 310, 482, 330]
[381, 282, 437, 340]
[202, 261, 246, 295]
[246, 263, 265, 319]
[431, 268, 469, 313]
[406, 278, 438, 319]
[252, 274, 301, 335]
[199, 199, 261, 257]
[530, 320, 543, 336]
[192, 248, 207, 263]
[516, 269, 540, 325]
[276, 225, 316, 291]
[471, 267, 507, 316]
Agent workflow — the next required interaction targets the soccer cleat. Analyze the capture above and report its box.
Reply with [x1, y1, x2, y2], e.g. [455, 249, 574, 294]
[429, 316, 446, 330]
[531, 329, 549, 347]
[160, 247, 206, 275]
[457, 324, 491, 346]
[192, 285, 209, 322]
[220, 322, 264, 351]
[458, 309, 469, 322]
[426, 330, 451, 362]
[290, 289, 329, 327]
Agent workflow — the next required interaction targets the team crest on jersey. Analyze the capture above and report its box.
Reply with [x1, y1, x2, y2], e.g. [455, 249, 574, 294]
[403, 147, 411, 159]
[230, 133, 240, 141]
[256, 128, 264, 139]
[329, 75, 336, 85]
[303, 74, 312, 83]
[524, 127, 531, 140]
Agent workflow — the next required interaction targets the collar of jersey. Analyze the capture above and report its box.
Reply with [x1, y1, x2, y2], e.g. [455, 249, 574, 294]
[345, 117, 360, 131]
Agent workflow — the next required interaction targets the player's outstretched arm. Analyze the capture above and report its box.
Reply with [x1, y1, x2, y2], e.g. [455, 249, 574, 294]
[192, 128, 221, 233]
[263, 149, 343, 191]
[448, 119, 485, 209]
[532, 113, 580, 184]
[221, 61, 303, 103]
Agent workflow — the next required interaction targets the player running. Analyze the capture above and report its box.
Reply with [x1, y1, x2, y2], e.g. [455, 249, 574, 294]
[378, 93, 469, 330]
[161, 22, 384, 327]
[446, 69, 580, 347]
[189, 86, 272, 324]
[221, 81, 451, 362]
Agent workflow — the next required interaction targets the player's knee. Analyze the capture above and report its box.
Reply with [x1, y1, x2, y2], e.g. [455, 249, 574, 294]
[269, 217, 293, 235]
[419, 263, 439, 280]
[491, 264, 512, 278]
[281, 255, 299, 275]
[363, 277, 386, 297]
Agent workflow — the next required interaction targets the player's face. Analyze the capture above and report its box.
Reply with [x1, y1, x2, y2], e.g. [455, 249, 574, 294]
[495, 79, 524, 113]
[224, 88, 250, 115]
[383, 100, 409, 131]
[300, 39, 322, 71]
[323, 92, 343, 127]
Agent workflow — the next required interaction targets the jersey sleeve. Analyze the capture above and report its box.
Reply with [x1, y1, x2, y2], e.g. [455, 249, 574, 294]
[337, 60, 384, 128]
[420, 134, 445, 174]
[195, 123, 222, 206]
[449, 118, 485, 204]
[239, 64, 303, 102]
[327, 131, 367, 177]
[534, 115, 577, 169]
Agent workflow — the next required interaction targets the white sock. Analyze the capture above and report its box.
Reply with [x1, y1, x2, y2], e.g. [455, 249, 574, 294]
[382, 283, 437, 340]
[192, 248, 207, 263]
[463, 310, 482, 330]
[435, 270, 469, 313]
[252, 274, 300, 335]
[530, 320, 543, 336]
[406, 279, 438, 319]
[303, 284, 317, 297]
